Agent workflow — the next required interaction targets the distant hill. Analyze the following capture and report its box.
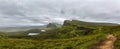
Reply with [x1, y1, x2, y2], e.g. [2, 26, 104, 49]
[0, 20, 119, 32]
[63, 20, 119, 27]
[46, 23, 61, 28]
[0, 26, 46, 32]
[0, 23, 62, 32]
[46, 23, 57, 28]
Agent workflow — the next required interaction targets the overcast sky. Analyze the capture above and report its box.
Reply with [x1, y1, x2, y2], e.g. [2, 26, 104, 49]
[0, 0, 120, 27]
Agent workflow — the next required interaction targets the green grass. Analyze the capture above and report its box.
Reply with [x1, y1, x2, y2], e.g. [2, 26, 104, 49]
[0, 34, 106, 49]
[113, 31, 120, 49]
[0, 20, 119, 49]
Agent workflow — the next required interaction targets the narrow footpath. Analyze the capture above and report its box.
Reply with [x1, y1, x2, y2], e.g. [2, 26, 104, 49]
[89, 33, 117, 49]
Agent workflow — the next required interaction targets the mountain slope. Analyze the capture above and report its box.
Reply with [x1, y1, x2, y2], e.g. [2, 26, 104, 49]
[0, 20, 120, 49]
[64, 20, 119, 27]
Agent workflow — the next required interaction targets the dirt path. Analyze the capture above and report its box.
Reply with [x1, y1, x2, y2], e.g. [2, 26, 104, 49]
[89, 34, 117, 49]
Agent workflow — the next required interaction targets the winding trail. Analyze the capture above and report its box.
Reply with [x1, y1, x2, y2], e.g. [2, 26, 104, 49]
[89, 34, 117, 49]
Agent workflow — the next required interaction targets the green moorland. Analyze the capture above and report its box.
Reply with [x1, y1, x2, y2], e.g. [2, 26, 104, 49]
[0, 20, 120, 49]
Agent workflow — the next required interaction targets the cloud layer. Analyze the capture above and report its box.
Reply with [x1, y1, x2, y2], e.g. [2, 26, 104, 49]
[0, 0, 120, 27]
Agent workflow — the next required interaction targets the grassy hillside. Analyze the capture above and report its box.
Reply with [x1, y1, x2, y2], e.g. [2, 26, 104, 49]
[0, 20, 120, 49]
[0, 34, 106, 49]
[64, 20, 119, 27]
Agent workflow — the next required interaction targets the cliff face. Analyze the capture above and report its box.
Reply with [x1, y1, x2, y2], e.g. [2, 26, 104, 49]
[63, 20, 72, 26]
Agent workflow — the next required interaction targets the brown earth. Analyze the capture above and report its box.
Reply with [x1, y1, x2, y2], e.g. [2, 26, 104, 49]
[89, 34, 117, 49]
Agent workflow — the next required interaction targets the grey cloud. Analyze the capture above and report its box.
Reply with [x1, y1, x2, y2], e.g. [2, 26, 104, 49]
[0, 0, 120, 27]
